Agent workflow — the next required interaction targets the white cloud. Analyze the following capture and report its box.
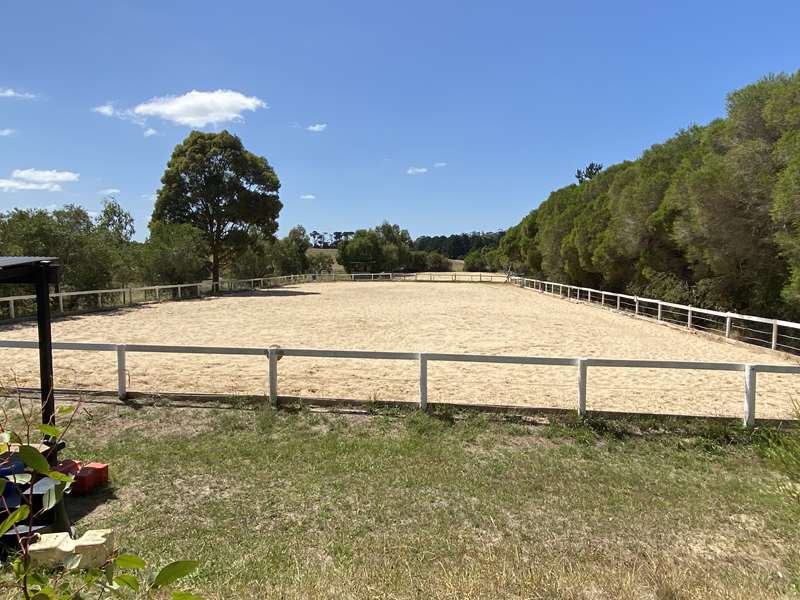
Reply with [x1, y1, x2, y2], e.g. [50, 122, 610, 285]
[0, 128, 14, 136]
[0, 179, 61, 192]
[0, 88, 36, 100]
[92, 103, 115, 117]
[98, 188, 121, 196]
[434, 162, 447, 168]
[12, 168, 80, 183]
[306, 123, 327, 132]
[133, 89, 267, 127]
[143, 127, 158, 137]
[407, 167, 428, 175]
[300, 194, 316, 200]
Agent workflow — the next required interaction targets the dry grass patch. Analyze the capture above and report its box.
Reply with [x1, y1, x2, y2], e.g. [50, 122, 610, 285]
[11, 400, 789, 599]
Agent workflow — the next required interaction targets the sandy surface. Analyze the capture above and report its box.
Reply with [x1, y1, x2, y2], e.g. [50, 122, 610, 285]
[1, 281, 798, 418]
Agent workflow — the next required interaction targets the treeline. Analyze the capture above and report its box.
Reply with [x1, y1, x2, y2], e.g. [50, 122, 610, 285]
[495, 71, 800, 319]
[309, 231, 355, 249]
[337, 222, 450, 273]
[0, 202, 326, 295]
[413, 231, 505, 259]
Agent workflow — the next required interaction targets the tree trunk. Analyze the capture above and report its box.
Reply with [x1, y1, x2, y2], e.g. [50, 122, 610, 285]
[212, 245, 220, 293]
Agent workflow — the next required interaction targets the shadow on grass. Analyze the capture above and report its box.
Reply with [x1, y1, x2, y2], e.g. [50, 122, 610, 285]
[66, 486, 118, 523]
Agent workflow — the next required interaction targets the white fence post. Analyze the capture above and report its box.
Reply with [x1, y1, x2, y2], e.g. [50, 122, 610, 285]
[268, 347, 278, 407]
[725, 314, 732, 338]
[743, 365, 756, 427]
[419, 353, 428, 410]
[177, 285, 182, 299]
[616, 295, 621, 311]
[657, 302, 662, 321]
[98, 293, 102, 308]
[116, 344, 127, 400]
[772, 321, 779, 351]
[635, 298, 639, 316]
[58, 294, 64, 313]
[577, 358, 587, 417]
[687, 307, 693, 329]
[8, 299, 14, 320]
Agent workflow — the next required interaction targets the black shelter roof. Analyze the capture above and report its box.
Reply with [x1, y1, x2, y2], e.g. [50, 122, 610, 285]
[0, 257, 60, 284]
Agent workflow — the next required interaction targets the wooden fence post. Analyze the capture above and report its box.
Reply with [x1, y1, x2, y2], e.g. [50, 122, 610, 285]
[268, 347, 278, 407]
[116, 344, 127, 400]
[743, 365, 756, 427]
[577, 358, 587, 417]
[419, 353, 428, 410]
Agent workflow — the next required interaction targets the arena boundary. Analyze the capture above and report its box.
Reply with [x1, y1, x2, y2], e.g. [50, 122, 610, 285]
[1, 339, 798, 427]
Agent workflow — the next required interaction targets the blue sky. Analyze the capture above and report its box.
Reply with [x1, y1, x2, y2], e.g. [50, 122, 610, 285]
[1, 1, 799, 241]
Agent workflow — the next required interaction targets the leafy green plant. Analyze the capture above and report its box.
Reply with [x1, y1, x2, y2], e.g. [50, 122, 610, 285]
[0, 389, 201, 599]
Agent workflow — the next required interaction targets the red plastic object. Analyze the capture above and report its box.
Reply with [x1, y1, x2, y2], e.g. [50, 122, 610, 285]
[85, 463, 108, 485]
[70, 463, 108, 495]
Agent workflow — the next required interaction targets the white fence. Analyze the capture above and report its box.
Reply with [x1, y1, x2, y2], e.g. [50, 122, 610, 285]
[510, 276, 800, 356]
[0, 340, 797, 426]
[0, 272, 507, 321]
[2, 270, 800, 356]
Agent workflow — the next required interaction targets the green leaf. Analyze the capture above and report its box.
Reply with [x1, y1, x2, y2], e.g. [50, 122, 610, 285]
[37, 424, 61, 438]
[57, 405, 77, 415]
[114, 574, 140, 592]
[152, 561, 199, 589]
[45, 470, 74, 484]
[18, 445, 51, 474]
[41, 481, 65, 512]
[115, 554, 146, 570]
[0, 505, 30, 536]
[172, 592, 204, 600]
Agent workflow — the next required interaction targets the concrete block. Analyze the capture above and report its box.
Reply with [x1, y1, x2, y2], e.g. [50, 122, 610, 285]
[29, 529, 115, 569]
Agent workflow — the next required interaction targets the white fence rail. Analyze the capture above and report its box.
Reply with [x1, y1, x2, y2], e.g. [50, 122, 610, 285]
[0, 272, 507, 321]
[510, 277, 800, 356]
[1, 340, 798, 426]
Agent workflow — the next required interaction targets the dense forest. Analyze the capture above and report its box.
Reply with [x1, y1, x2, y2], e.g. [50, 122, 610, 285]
[413, 231, 505, 259]
[493, 71, 800, 319]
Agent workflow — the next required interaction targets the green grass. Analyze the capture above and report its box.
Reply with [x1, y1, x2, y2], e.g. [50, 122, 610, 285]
[51, 402, 800, 598]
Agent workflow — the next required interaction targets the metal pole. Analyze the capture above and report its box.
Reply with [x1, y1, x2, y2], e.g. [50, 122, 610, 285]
[36, 262, 55, 427]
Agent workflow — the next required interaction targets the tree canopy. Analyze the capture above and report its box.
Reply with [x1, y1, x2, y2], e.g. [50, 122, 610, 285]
[496, 71, 800, 318]
[152, 130, 281, 288]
